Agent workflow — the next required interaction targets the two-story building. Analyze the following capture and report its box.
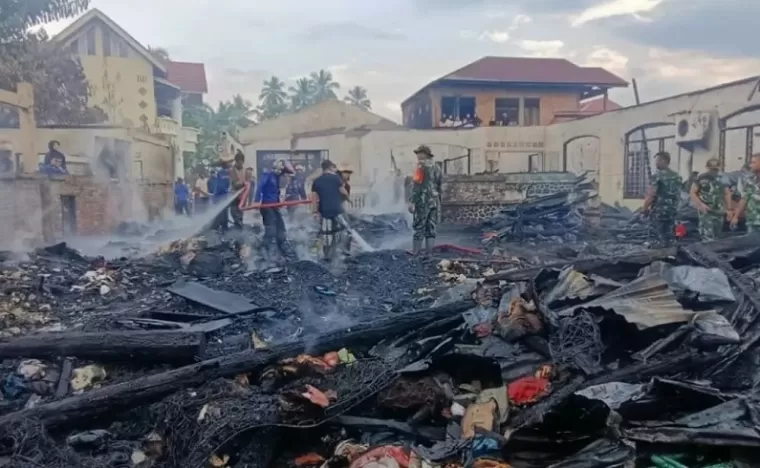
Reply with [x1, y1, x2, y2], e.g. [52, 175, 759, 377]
[51, 8, 206, 176]
[402, 56, 628, 129]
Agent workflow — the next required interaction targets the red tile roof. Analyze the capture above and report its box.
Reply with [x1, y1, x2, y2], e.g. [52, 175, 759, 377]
[442, 56, 628, 87]
[166, 61, 208, 94]
[580, 96, 622, 113]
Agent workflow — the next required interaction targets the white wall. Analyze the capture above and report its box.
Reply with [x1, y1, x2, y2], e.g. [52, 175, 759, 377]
[545, 77, 760, 207]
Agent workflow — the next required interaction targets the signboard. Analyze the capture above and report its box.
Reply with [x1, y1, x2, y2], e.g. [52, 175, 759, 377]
[255, 150, 325, 180]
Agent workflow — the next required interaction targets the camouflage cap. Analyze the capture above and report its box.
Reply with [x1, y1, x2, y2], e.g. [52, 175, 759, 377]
[413, 144, 433, 158]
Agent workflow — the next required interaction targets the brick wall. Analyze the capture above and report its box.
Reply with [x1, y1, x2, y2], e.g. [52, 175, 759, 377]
[441, 172, 578, 225]
[0, 174, 172, 250]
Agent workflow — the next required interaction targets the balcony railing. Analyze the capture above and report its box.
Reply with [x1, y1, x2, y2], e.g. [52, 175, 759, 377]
[181, 127, 199, 153]
[154, 116, 179, 137]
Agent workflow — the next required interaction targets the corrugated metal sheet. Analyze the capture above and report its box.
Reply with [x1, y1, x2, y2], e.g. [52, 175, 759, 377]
[558, 274, 703, 329]
[543, 267, 621, 304]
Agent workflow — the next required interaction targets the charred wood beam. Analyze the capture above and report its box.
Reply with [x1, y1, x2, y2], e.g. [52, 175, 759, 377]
[0, 330, 207, 364]
[0, 299, 476, 430]
[55, 358, 73, 399]
[486, 234, 760, 283]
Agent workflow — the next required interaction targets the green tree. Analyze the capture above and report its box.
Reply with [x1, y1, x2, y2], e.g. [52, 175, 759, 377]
[0, 1, 106, 126]
[182, 94, 256, 170]
[256, 76, 288, 120]
[309, 69, 340, 102]
[343, 85, 371, 110]
[0, 0, 90, 44]
[146, 45, 170, 64]
[288, 77, 313, 112]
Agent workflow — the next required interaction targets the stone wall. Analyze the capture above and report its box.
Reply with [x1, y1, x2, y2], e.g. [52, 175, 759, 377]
[441, 172, 579, 225]
[0, 174, 171, 250]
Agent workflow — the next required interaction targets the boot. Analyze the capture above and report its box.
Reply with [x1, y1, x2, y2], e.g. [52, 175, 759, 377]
[412, 238, 423, 256]
[425, 238, 435, 256]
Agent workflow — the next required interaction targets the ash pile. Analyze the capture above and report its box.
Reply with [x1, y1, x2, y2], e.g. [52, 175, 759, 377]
[2, 236, 760, 467]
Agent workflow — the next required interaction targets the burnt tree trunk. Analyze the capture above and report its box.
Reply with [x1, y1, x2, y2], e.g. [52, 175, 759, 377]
[0, 299, 475, 429]
[0, 330, 206, 364]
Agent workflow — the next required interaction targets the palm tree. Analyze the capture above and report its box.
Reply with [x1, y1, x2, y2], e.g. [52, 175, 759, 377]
[218, 94, 255, 129]
[147, 46, 170, 63]
[343, 86, 371, 110]
[288, 77, 314, 111]
[309, 69, 340, 102]
[258, 76, 288, 119]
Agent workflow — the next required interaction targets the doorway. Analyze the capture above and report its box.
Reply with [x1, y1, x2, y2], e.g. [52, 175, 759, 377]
[61, 195, 77, 236]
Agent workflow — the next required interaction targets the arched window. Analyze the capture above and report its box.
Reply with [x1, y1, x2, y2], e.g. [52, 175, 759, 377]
[562, 135, 600, 174]
[719, 106, 760, 170]
[623, 123, 675, 199]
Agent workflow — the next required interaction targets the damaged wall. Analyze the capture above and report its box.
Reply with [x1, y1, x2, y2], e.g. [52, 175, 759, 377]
[442, 172, 579, 225]
[0, 174, 171, 249]
[547, 77, 760, 208]
[0, 126, 173, 183]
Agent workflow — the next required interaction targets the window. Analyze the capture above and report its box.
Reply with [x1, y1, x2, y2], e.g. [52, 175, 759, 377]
[68, 40, 79, 54]
[494, 98, 519, 126]
[137, 75, 147, 83]
[102, 28, 111, 56]
[133, 160, 144, 179]
[528, 153, 545, 172]
[86, 28, 96, 55]
[439, 96, 476, 125]
[524, 98, 541, 126]
[441, 97, 457, 123]
[61, 196, 78, 236]
[624, 124, 676, 198]
[118, 40, 128, 58]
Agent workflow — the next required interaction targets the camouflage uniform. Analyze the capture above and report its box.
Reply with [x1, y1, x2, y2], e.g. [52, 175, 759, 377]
[741, 173, 760, 233]
[649, 168, 682, 246]
[694, 172, 726, 241]
[411, 159, 443, 242]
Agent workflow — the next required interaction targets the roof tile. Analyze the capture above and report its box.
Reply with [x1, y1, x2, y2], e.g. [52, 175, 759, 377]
[443, 57, 628, 87]
[166, 61, 208, 94]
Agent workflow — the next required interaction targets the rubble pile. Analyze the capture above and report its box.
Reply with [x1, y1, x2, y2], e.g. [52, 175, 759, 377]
[481, 173, 745, 250]
[3, 233, 760, 467]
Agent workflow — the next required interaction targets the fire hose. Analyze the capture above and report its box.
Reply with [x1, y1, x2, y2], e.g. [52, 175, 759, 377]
[237, 183, 313, 211]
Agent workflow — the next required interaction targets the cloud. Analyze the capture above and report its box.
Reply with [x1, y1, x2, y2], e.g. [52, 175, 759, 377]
[571, 0, 665, 27]
[300, 22, 406, 41]
[596, 0, 760, 58]
[644, 49, 760, 87]
[518, 40, 565, 57]
[458, 30, 510, 43]
[483, 31, 510, 43]
[583, 47, 630, 76]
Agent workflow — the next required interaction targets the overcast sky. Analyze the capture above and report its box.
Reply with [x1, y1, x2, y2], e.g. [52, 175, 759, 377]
[41, 0, 760, 122]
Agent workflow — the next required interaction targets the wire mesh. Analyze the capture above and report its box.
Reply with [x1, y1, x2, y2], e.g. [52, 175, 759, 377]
[549, 310, 604, 368]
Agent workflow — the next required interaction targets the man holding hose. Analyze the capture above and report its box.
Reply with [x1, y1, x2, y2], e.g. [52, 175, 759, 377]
[254, 159, 295, 261]
[312, 160, 350, 261]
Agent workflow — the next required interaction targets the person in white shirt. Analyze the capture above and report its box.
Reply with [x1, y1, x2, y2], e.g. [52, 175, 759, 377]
[194, 170, 210, 213]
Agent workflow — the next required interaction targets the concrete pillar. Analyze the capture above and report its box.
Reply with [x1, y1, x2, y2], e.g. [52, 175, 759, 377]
[171, 95, 184, 180]
[15, 83, 36, 173]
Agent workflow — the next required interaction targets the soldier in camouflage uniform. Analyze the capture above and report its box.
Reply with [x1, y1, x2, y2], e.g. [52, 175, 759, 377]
[689, 158, 731, 241]
[732, 154, 760, 233]
[643, 151, 682, 246]
[408, 145, 443, 255]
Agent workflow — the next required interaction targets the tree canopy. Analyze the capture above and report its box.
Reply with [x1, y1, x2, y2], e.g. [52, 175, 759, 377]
[0, 1, 106, 126]
[255, 69, 372, 121]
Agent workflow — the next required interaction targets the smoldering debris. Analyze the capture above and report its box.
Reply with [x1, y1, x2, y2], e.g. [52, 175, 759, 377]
[4, 233, 760, 467]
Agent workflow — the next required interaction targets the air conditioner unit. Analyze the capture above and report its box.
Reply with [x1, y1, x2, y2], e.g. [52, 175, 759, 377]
[674, 111, 711, 144]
